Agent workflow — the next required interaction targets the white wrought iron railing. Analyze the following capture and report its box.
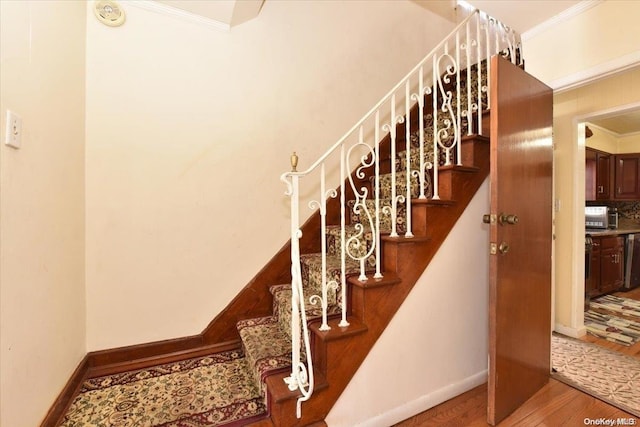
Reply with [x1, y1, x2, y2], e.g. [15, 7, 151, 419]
[279, 8, 522, 417]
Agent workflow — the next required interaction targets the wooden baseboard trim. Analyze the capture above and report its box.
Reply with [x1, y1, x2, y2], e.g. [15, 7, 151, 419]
[40, 355, 90, 427]
[87, 334, 205, 368]
[87, 340, 241, 378]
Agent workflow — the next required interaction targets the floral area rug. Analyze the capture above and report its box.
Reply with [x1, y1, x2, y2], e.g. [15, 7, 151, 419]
[551, 334, 640, 417]
[590, 294, 640, 318]
[584, 310, 640, 346]
[61, 349, 266, 427]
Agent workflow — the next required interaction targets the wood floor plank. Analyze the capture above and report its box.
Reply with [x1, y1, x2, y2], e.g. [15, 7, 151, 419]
[394, 379, 637, 426]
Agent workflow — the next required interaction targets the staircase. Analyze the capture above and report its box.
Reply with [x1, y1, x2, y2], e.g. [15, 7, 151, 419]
[229, 10, 521, 426]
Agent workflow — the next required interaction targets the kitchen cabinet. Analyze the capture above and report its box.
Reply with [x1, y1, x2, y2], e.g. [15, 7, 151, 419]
[585, 148, 612, 201]
[614, 154, 640, 199]
[587, 235, 624, 297]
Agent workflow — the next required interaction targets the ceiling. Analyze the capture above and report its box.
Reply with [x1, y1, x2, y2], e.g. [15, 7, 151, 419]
[588, 110, 640, 137]
[465, 0, 583, 34]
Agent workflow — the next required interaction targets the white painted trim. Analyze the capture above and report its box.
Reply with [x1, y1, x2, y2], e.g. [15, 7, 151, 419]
[126, 0, 231, 32]
[355, 370, 487, 427]
[549, 51, 640, 93]
[571, 120, 586, 336]
[582, 101, 640, 122]
[522, 0, 602, 41]
[554, 322, 587, 339]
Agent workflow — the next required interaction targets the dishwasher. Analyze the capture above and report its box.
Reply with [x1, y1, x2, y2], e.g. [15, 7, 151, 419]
[625, 233, 640, 289]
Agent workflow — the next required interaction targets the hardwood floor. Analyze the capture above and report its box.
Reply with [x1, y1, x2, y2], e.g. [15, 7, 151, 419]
[396, 288, 640, 426]
[394, 379, 637, 426]
[580, 286, 640, 358]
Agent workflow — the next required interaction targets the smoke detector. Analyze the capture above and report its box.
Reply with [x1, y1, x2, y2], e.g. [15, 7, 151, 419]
[94, 0, 125, 27]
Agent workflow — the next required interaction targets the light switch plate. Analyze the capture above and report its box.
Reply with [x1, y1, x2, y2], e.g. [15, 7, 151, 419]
[5, 110, 22, 149]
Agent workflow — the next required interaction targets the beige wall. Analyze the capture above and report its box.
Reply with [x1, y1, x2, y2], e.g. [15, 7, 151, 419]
[524, 0, 640, 89]
[328, 180, 490, 426]
[84, 0, 455, 350]
[552, 66, 640, 333]
[586, 125, 640, 153]
[522, 0, 640, 336]
[618, 133, 640, 153]
[585, 125, 620, 153]
[0, 1, 86, 426]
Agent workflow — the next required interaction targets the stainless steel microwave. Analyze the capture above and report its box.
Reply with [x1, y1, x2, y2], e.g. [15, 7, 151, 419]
[585, 206, 608, 229]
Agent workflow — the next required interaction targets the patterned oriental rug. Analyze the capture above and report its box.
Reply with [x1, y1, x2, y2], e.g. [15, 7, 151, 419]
[584, 310, 640, 346]
[590, 294, 640, 318]
[552, 334, 640, 417]
[61, 349, 266, 426]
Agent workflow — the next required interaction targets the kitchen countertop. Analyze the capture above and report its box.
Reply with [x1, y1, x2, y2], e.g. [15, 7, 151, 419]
[586, 219, 640, 236]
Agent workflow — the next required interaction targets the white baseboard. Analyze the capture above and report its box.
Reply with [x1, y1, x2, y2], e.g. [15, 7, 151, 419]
[355, 370, 488, 427]
[554, 322, 587, 338]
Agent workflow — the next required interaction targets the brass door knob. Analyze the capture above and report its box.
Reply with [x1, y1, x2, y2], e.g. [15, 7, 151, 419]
[499, 214, 519, 225]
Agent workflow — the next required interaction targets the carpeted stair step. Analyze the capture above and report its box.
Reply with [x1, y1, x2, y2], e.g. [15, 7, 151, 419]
[237, 316, 293, 400]
[300, 252, 374, 307]
[270, 284, 340, 343]
[346, 198, 408, 234]
[325, 223, 377, 259]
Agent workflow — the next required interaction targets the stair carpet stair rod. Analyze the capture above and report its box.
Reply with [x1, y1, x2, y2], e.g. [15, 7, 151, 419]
[233, 8, 525, 422]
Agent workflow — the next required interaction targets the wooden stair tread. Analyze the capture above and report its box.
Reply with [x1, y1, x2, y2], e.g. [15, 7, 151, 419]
[309, 316, 368, 342]
[348, 271, 401, 289]
[265, 369, 329, 404]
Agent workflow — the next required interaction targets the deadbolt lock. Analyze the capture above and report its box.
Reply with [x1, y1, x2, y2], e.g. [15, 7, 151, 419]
[483, 214, 497, 224]
[499, 242, 510, 254]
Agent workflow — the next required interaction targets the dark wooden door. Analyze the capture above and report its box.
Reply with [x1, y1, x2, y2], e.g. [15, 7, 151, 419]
[599, 236, 625, 294]
[585, 148, 597, 201]
[487, 56, 553, 425]
[596, 152, 612, 200]
[614, 154, 640, 199]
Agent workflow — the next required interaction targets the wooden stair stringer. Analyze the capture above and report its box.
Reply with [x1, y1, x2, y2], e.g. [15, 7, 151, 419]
[251, 134, 491, 426]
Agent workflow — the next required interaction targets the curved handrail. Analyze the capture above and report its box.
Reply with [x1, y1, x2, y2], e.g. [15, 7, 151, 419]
[281, 9, 491, 180]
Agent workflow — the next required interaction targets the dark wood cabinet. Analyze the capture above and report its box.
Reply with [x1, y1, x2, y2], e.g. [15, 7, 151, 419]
[585, 239, 600, 297]
[587, 235, 624, 297]
[585, 148, 612, 201]
[614, 154, 640, 199]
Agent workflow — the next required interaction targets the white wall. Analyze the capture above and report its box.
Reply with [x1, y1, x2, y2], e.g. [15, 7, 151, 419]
[84, 0, 455, 350]
[0, 1, 86, 426]
[327, 179, 490, 426]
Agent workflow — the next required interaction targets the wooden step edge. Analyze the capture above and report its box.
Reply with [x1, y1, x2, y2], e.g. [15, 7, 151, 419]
[347, 271, 401, 289]
[411, 198, 455, 206]
[438, 164, 480, 173]
[265, 369, 329, 404]
[309, 316, 368, 342]
[381, 234, 431, 244]
[86, 340, 242, 378]
[461, 133, 489, 143]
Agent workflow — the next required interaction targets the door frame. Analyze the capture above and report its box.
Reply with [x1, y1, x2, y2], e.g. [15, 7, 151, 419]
[566, 101, 640, 336]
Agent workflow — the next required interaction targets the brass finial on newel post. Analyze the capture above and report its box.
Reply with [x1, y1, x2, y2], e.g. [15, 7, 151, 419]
[291, 152, 299, 172]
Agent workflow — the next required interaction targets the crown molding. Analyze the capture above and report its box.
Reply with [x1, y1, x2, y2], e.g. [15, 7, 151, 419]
[522, 0, 603, 41]
[549, 51, 640, 93]
[127, 0, 231, 32]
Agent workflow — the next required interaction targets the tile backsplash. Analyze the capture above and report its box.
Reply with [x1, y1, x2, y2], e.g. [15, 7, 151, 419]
[587, 200, 640, 220]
